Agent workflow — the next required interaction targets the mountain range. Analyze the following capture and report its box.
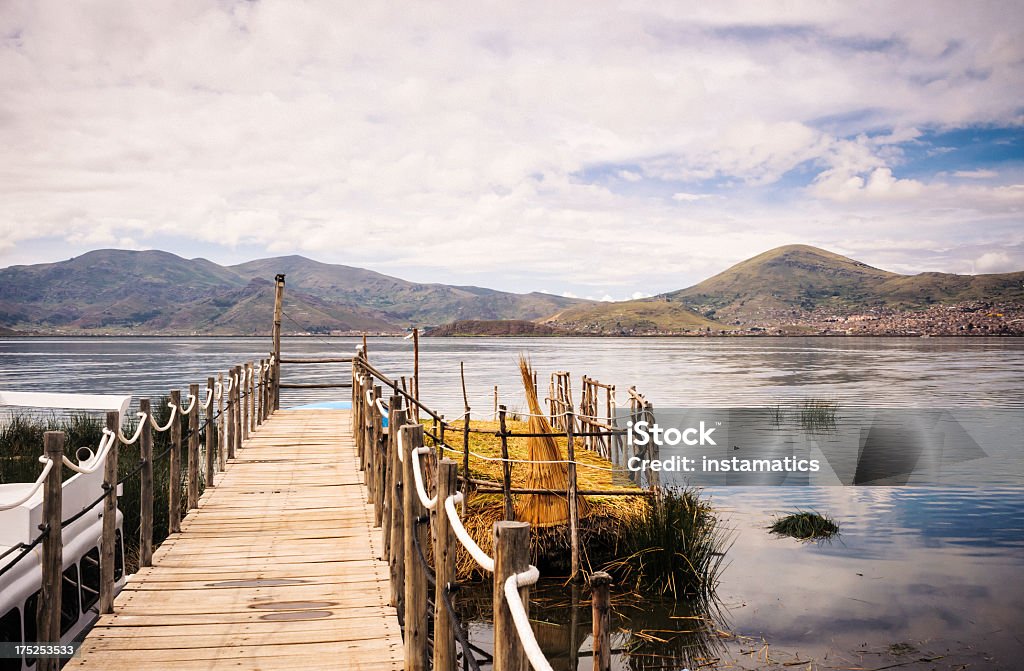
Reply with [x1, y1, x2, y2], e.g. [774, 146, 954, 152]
[0, 245, 1021, 335]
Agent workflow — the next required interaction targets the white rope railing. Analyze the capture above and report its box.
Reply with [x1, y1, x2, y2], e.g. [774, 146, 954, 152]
[179, 394, 196, 416]
[149, 404, 177, 432]
[117, 412, 148, 444]
[444, 492, 495, 573]
[0, 455, 54, 511]
[61, 429, 116, 475]
[223, 375, 234, 394]
[410, 446, 437, 510]
[202, 386, 213, 410]
[375, 397, 390, 416]
[214, 381, 222, 400]
[504, 566, 552, 671]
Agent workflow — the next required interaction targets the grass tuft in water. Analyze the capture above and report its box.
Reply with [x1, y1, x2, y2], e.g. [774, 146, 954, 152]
[800, 399, 838, 432]
[768, 510, 840, 541]
[604, 486, 731, 600]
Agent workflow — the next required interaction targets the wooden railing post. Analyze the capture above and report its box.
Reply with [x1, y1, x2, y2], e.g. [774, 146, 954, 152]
[187, 382, 200, 510]
[387, 400, 407, 612]
[498, 406, 514, 521]
[493, 520, 531, 671]
[566, 409, 580, 581]
[225, 371, 236, 461]
[248, 360, 256, 434]
[591, 571, 613, 671]
[256, 359, 265, 427]
[38, 431, 64, 669]
[139, 398, 154, 567]
[205, 376, 216, 486]
[433, 459, 458, 671]
[217, 372, 227, 471]
[366, 385, 377, 501]
[372, 385, 384, 522]
[233, 365, 242, 456]
[168, 390, 182, 534]
[242, 362, 250, 443]
[99, 410, 119, 614]
[402, 423, 428, 671]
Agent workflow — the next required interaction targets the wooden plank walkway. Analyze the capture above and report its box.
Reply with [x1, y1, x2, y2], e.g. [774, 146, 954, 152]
[66, 409, 403, 671]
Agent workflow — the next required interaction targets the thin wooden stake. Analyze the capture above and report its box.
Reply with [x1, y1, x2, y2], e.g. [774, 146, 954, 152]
[566, 409, 580, 581]
[272, 274, 284, 410]
[168, 390, 182, 534]
[187, 382, 200, 509]
[139, 398, 154, 567]
[498, 405, 514, 521]
[205, 376, 215, 486]
[591, 571, 613, 671]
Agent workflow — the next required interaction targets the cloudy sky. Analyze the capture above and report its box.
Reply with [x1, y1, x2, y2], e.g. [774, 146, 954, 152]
[1, 1, 1022, 300]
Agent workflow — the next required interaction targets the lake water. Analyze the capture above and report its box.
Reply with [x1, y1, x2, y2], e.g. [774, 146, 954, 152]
[2, 336, 1023, 669]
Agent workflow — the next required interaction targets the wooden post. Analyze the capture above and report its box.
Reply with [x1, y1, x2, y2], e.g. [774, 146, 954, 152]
[498, 406, 514, 521]
[382, 395, 400, 557]
[272, 273, 285, 410]
[99, 410, 119, 614]
[494, 385, 498, 419]
[233, 365, 242, 456]
[646, 403, 659, 489]
[493, 520, 531, 671]
[388, 403, 408, 615]
[168, 390, 182, 534]
[373, 385, 385, 525]
[566, 409, 580, 581]
[412, 327, 420, 422]
[225, 371, 236, 461]
[257, 359, 265, 426]
[38, 431, 64, 664]
[205, 376, 216, 486]
[187, 382, 200, 509]
[242, 362, 250, 443]
[249, 360, 257, 434]
[434, 459, 458, 671]
[139, 398, 154, 567]
[217, 372, 226, 472]
[591, 572, 613, 671]
[402, 424, 428, 671]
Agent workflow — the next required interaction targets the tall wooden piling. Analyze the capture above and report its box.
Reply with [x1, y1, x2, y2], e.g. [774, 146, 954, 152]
[217, 372, 226, 471]
[168, 390, 182, 534]
[402, 424, 428, 671]
[187, 382, 200, 509]
[99, 410, 119, 614]
[233, 365, 242, 457]
[139, 398, 154, 566]
[38, 431, 65, 667]
[566, 409, 580, 581]
[272, 274, 284, 410]
[433, 459, 458, 671]
[225, 371, 236, 461]
[493, 520, 531, 671]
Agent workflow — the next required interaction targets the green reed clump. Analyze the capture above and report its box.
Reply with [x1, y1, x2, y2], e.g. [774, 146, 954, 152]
[604, 487, 731, 600]
[800, 399, 838, 432]
[768, 510, 840, 541]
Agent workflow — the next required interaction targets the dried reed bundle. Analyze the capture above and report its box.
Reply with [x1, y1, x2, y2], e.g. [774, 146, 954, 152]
[514, 356, 591, 527]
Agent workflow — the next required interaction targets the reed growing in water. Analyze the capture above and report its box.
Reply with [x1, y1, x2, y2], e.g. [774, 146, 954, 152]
[769, 510, 840, 541]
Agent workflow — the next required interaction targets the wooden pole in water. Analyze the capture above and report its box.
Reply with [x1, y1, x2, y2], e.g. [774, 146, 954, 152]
[272, 273, 285, 410]
[591, 571, 613, 671]
[99, 410, 119, 614]
[38, 431, 64, 666]
[498, 406, 514, 521]
[187, 382, 200, 510]
[402, 424, 428, 671]
[566, 409, 580, 581]
[139, 398, 154, 567]
[433, 459, 458, 671]
[205, 376, 216, 486]
[493, 520, 531, 671]
[168, 390, 182, 534]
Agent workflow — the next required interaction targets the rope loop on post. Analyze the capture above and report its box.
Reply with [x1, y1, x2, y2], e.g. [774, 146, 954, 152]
[504, 567, 552, 671]
[61, 429, 117, 475]
[118, 412, 148, 444]
[410, 446, 437, 510]
[179, 394, 197, 416]
[0, 455, 54, 511]
[149, 403, 177, 432]
[445, 493, 495, 572]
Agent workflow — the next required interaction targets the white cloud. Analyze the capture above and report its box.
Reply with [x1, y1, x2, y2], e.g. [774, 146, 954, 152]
[974, 251, 1015, 273]
[631, 291, 652, 299]
[0, 1, 1021, 295]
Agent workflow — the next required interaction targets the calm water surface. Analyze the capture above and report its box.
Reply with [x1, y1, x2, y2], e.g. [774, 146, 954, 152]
[2, 336, 1022, 668]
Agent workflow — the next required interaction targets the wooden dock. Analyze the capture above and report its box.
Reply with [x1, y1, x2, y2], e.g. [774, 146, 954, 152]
[65, 409, 403, 671]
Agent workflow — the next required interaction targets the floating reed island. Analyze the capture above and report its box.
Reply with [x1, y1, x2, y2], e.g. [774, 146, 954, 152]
[411, 357, 730, 599]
